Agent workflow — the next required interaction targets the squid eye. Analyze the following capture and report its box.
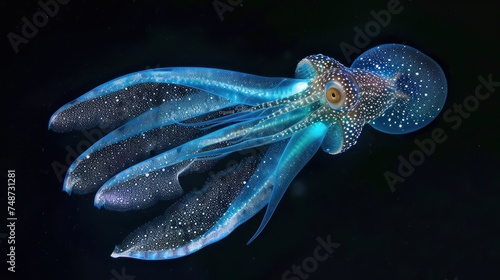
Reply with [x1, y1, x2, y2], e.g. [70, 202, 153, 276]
[324, 82, 345, 109]
[326, 87, 341, 103]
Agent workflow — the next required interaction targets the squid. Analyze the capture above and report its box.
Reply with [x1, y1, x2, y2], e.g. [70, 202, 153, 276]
[49, 44, 447, 260]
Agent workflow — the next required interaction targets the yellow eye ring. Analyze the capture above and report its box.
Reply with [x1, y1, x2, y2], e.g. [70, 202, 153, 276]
[326, 87, 341, 104]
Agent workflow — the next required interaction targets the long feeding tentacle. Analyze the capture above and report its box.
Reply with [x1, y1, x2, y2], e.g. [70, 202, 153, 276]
[247, 122, 328, 244]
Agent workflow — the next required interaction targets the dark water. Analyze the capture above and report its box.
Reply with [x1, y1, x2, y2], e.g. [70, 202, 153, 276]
[2, 0, 499, 279]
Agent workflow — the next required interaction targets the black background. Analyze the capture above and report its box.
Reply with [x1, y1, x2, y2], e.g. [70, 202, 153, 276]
[1, 0, 499, 279]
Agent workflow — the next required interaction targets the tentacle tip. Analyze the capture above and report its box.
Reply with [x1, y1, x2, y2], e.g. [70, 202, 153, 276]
[62, 189, 72, 195]
[93, 189, 109, 209]
[111, 247, 123, 258]
[246, 236, 257, 245]
[246, 228, 263, 245]
[62, 184, 72, 195]
[94, 197, 105, 209]
[48, 110, 63, 132]
[48, 112, 56, 130]
[62, 174, 76, 195]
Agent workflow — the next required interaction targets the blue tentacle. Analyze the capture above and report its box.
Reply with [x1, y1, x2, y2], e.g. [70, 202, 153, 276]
[62, 92, 232, 194]
[92, 107, 308, 210]
[51, 69, 310, 194]
[49, 68, 309, 132]
[247, 122, 328, 244]
[111, 140, 289, 260]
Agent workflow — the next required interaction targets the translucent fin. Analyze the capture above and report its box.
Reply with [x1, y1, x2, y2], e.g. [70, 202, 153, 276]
[352, 44, 447, 134]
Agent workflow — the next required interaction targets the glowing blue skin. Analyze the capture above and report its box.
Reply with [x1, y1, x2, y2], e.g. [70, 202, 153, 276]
[49, 44, 447, 260]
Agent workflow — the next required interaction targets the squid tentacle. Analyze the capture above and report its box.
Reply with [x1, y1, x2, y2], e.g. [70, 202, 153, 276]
[247, 122, 328, 244]
[110, 140, 289, 260]
[93, 106, 313, 210]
